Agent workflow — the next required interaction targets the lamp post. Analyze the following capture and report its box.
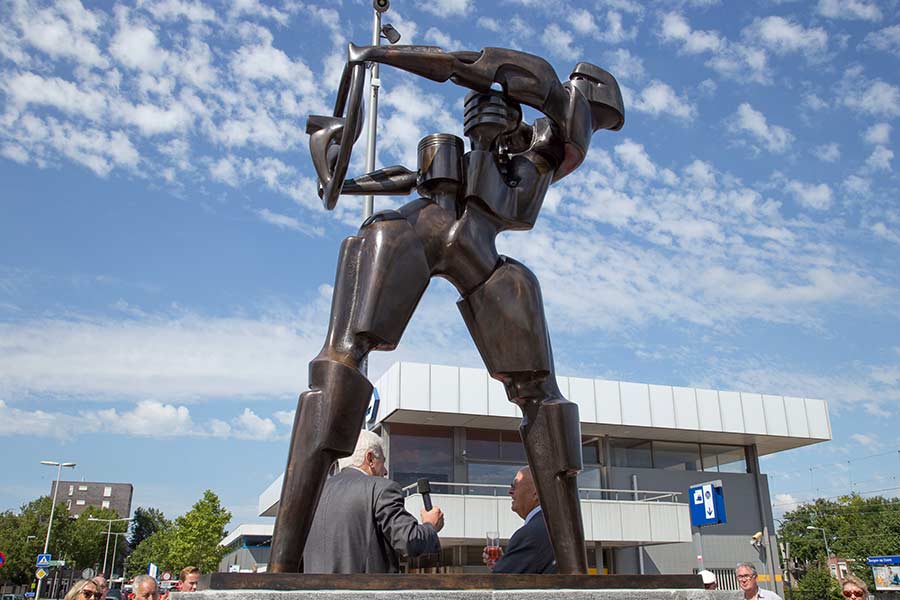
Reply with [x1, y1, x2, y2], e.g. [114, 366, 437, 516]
[806, 525, 831, 560]
[89, 517, 133, 578]
[109, 532, 128, 580]
[36, 460, 76, 600]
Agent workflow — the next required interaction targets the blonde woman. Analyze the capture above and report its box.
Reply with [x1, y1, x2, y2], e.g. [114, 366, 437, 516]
[64, 579, 103, 600]
[842, 574, 869, 599]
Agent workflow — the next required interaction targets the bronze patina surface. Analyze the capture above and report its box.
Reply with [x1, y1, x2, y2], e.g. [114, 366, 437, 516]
[270, 44, 625, 576]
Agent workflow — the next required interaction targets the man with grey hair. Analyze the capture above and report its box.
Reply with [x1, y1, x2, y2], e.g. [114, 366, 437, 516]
[303, 429, 444, 573]
[132, 575, 159, 600]
[737, 562, 782, 600]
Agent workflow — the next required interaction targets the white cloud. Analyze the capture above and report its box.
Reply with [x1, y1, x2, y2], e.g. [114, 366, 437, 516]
[423, 27, 463, 51]
[812, 143, 840, 162]
[541, 23, 580, 60]
[872, 222, 900, 245]
[864, 122, 891, 145]
[605, 48, 645, 82]
[732, 103, 794, 153]
[110, 22, 169, 73]
[866, 146, 893, 171]
[863, 24, 900, 56]
[256, 208, 324, 238]
[477, 17, 501, 32]
[659, 12, 724, 54]
[843, 78, 900, 117]
[210, 156, 239, 186]
[419, 0, 471, 17]
[850, 432, 879, 447]
[4, 72, 108, 121]
[138, 0, 218, 23]
[14, 0, 108, 68]
[745, 16, 828, 56]
[786, 180, 833, 210]
[817, 0, 882, 21]
[630, 81, 696, 121]
[803, 94, 828, 111]
[568, 9, 597, 35]
[614, 139, 657, 178]
[0, 399, 284, 441]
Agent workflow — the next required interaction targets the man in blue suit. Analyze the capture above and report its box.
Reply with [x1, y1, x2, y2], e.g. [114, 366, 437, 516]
[483, 466, 558, 574]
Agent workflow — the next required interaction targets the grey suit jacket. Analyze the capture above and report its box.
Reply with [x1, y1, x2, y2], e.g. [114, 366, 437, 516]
[302, 467, 441, 573]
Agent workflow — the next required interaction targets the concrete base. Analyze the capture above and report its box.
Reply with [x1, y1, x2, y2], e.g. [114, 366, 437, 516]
[172, 592, 739, 600]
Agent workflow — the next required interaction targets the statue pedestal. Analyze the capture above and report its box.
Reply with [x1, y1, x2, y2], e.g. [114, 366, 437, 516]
[172, 573, 736, 599]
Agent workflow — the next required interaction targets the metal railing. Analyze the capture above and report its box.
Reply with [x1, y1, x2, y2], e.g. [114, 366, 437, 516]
[401, 481, 683, 503]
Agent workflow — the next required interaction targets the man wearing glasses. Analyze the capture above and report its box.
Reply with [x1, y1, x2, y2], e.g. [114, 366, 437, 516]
[737, 562, 783, 600]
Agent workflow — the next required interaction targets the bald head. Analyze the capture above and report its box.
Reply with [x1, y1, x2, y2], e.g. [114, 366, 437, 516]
[509, 467, 540, 519]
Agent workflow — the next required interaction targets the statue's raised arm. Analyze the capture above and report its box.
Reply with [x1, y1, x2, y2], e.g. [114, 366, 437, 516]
[308, 44, 625, 210]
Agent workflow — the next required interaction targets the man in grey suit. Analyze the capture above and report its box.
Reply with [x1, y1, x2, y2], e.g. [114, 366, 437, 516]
[483, 466, 557, 574]
[303, 430, 445, 573]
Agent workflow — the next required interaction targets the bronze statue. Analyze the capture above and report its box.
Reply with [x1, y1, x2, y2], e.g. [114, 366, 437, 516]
[269, 44, 624, 575]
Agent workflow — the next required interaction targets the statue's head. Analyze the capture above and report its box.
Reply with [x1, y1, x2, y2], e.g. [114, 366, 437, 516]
[566, 62, 625, 132]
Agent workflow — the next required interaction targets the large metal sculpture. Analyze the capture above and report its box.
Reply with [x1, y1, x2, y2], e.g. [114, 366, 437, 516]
[270, 44, 624, 575]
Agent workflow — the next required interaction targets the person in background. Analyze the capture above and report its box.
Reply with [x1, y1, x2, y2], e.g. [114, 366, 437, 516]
[737, 562, 783, 600]
[482, 467, 557, 574]
[841, 574, 869, 599]
[65, 579, 103, 600]
[303, 429, 444, 573]
[698, 569, 717, 590]
[131, 574, 160, 600]
[178, 566, 200, 592]
[91, 575, 109, 599]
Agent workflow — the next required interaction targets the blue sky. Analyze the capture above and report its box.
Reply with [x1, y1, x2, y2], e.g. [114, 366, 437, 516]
[1, 0, 899, 530]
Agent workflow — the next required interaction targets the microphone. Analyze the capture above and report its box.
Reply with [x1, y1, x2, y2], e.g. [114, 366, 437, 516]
[417, 478, 433, 511]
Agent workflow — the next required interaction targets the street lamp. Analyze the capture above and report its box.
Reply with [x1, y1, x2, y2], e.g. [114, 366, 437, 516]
[109, 532, 129, 580]
[362, 0, 402, 221]
[806, 525, 831, 560]
[89, 517, 133, 577]
[36, 460, 76, 600]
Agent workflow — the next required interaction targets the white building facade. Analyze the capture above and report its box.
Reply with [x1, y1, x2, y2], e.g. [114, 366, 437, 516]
[244, 361, 830, 592]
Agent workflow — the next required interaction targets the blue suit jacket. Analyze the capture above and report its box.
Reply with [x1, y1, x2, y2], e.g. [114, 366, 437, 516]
[492, 509, 558, 574]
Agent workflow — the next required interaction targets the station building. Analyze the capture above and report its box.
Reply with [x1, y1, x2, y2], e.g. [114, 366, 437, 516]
[224, 361, 831, 594]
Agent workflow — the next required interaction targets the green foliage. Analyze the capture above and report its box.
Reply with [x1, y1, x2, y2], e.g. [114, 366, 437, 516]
[126, 528, 172, 577]
[166, 490, 231, 574]
[796, 566, 843, 600]
[779, 493, 900, 591]
[0, 497, 73, 585]
[130, 507, 170, 548]
[126, 490, 231, 577]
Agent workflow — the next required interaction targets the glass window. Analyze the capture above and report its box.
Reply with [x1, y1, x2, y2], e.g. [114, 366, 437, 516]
[103, 486, 112, 497]
[467, 463, 525, 489]
[466, 429, 527, 461]
[609, 438, 652, 468]
[102, 500, 110, 509]
[582, 438, 601, 465]
[76, 500, 85, 506]
[78, 485, 88, 491]
[388, 424, 453, 488]
[653, 441, 701, 471]
[580, 467, 601, 490]
[68, 485, 74, 496]
[701, 444, 747, 473]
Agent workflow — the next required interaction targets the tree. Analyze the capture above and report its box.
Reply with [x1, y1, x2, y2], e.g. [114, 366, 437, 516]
[0, 497, 75, 585]
[165, 490, 231, 574]
[130, 507, 170, 548]
[778, 493, 900, 591]
[126, 528, 172, 577]
[796, 566, 842, 600]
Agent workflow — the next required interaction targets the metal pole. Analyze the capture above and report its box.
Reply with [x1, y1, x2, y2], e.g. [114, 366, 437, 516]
[632, 475, 644, 574]
[102, 520, 112, 576]
[362, 7, 382, 222]
[821, 528, 830, 559]
[37, 461, 74, 600]
[110, 533, 122, 579]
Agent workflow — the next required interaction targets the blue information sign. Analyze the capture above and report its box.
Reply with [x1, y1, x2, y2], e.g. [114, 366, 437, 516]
[689, 481, 727, 527]
[868, 556, 900, 565]
[36, 554, 51, 568]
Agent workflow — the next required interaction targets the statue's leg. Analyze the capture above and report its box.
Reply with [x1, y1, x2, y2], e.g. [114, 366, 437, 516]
[457, 256, 588, 574]
[269, 211, 431, 573]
